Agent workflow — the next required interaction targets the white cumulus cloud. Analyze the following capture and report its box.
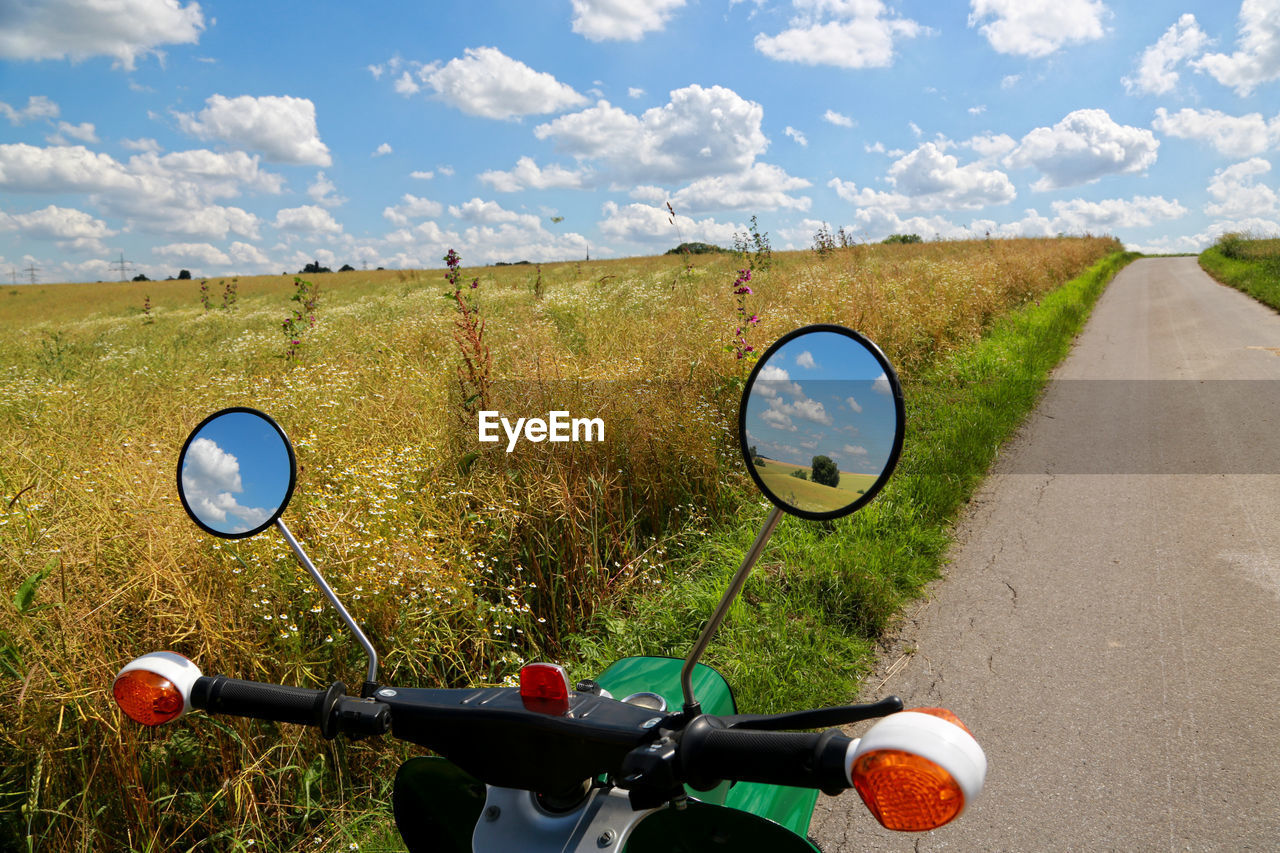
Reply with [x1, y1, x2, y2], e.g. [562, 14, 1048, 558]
[274, 205, 342, 234]
[968, 0, 1108, 58]
[535, 85, 767, 184]
[647, 163, 812, 213]
[1153, 107, 1280, 158]
[755, 0, 924, 69]
[0, 95, 59, 124]
[181, 438, 271, 532]
[176, 95, 332, 166]
[829, 142, 1015, 213]
[0, 0, 204, 70]
[570, 0, 687, 41]
[966, 132, 1018, 162]
[1192, 0, 1280, 97]
[449, 198, 540, 228]
[0, 204, 114, 252]
[307, 172, 346, 208]
[382, 194, 444, 225]
[599, 201, 742, 247]
[153, 242, 232, 266]
[1048, 195, 1187, 232]
[823, 109, 854, 127]
[390, 47, 587, 120]
[0, 143, 271, 241]
[46, 121, 98, 145]
[1123, 14, 1210, 96]
[1206, 159, 1279, 219]
[479, 156, 592, 192]
[1005, 109, 1159, 190]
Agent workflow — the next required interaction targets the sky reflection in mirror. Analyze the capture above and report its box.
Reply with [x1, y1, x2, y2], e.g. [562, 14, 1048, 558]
[744, 331, 897, 514]
[180, 412, 291, 535]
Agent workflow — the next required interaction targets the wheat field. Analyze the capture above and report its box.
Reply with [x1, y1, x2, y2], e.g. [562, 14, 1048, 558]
[0, 236, 1119, 851]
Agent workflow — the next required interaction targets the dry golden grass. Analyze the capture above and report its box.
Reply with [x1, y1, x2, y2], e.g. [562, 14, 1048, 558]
[0, 236, 1119, 851]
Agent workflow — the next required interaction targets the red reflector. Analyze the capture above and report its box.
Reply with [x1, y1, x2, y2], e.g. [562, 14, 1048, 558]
[113, 669, 185, 726]
[519, 663, 571, 716]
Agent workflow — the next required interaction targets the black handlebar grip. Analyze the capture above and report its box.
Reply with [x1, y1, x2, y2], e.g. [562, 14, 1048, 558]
[191, 675, 330, 727]
[680, 716, 853, 796]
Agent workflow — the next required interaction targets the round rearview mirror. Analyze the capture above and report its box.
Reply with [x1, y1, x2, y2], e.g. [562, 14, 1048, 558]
[739, 325, 904, 520]
[176, 407, 297, 539]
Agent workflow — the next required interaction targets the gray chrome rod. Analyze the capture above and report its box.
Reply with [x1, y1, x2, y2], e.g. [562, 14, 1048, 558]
[679, 505, 783, 712]
[277, 518, 378, 687]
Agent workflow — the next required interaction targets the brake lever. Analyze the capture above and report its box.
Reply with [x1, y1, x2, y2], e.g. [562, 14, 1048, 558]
[720, 696, 903, 731]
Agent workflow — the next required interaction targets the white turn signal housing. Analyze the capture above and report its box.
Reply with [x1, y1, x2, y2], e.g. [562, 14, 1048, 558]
[112, 652, 203, 727]
[847, 707, 986, 832]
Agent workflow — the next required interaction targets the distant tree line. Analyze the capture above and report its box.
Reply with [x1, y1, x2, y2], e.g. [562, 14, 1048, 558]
[130, 261, 365, 283]
[665, 242, 727, 255]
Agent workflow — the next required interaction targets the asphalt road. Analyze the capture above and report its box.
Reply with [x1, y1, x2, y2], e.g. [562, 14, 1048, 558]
[811, 257, 1280, 851]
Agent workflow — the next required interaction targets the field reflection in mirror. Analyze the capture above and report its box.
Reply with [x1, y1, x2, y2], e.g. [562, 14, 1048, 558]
[741, 326, 903, 520]
[176, 408, 297, 538]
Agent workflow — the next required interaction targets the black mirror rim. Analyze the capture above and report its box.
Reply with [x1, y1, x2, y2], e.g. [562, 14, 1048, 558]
[176, 406, 298, 540]
[738, 323, 905, 521]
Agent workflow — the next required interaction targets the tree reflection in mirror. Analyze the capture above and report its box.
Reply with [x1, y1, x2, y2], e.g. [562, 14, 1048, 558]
[176, 407, 297, 538]
[740, 325, 904, 520]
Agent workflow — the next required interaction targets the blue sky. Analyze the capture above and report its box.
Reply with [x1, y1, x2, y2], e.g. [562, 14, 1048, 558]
[744, 329, 898, 475]
[1, 1, 1278, 283]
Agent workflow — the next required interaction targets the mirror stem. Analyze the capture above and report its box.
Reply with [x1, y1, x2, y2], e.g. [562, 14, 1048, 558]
[277, 519, 379, 694]
[679, 505, 783, 717]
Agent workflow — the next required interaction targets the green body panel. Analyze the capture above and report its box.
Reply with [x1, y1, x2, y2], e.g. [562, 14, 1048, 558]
[594, 655, 737, 717]
[721, 781, 819, 839]
[595, 656, 818, 840]
[623, 800, 819, 853]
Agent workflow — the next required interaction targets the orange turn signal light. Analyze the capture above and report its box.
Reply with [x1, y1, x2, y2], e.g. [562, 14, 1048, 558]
[851, 748, 965, 831]
[113, 669, 186, 726]
[911, 706, 972, 735]
[848, 707, 986, 832]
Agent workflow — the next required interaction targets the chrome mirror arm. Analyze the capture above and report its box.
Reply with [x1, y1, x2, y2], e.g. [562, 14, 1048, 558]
[679, 505, 783, 716]
[277, 518, 379, 696]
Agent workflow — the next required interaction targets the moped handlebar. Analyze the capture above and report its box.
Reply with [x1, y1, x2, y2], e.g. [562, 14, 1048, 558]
[678, 715, 854, 795]
[191, 675, 390, 739]
[188, 675, 867, 796]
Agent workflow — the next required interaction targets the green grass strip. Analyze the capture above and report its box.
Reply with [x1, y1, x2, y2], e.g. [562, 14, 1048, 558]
[1200, 246, 1280, 310]
[568, 250, 1140, 713]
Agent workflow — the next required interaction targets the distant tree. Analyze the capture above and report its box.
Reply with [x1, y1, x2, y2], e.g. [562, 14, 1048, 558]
[301, 260, 332, 274]
[811, 455, 840, 488]
[790, 469, 808, 480]
[338, 263, 355, 272]
[665, 241, 726, 255]
[177, 269, 192, 280]
[132, 273, 149, 282]
[882, 233, 922, 244]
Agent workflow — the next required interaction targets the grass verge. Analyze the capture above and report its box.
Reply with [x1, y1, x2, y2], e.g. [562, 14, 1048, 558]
[569, 250, 1140, 714]
[1199, 235, 1280, 309]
